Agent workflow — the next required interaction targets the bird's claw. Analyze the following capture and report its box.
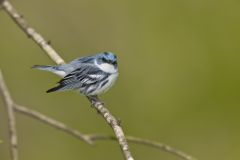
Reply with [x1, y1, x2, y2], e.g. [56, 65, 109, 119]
[88, 96, 104, 107]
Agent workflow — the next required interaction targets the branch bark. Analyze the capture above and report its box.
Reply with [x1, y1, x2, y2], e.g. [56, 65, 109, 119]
[0, 71, 18, 160]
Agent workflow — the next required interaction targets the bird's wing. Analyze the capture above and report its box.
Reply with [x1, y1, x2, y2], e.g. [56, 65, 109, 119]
[47, 64, 106, 93]
[69, 55, 95, 65]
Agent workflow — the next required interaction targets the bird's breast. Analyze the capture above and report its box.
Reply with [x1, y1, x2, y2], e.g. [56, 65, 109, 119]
[87, 72, 118, 96]
[96, 62, 117, 74]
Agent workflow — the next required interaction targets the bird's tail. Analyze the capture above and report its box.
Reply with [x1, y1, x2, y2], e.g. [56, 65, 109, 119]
[32, 65, 55, 72]
[32, 65, 66, 77]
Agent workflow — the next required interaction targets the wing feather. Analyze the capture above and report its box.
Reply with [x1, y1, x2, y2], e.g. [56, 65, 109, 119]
[47, 64, 106, 93]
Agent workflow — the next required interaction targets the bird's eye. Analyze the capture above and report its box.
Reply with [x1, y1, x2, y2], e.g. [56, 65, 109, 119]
[112, 61, 117, 65]
[102, 57, 108, 63]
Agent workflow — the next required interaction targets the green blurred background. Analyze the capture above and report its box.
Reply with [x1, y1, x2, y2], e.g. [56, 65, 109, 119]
[1, 0, 240, 159]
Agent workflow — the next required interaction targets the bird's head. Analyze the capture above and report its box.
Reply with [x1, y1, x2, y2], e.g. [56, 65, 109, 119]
[97, 52, 118, 67]
[94, 52, 118, 73]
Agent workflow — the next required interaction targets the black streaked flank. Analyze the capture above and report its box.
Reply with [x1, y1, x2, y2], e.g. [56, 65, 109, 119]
[86, 87, 97, 95]
[100, 80, 109, 88]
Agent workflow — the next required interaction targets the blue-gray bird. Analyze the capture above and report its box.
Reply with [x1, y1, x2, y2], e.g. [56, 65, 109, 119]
[32, 52, 118, 101]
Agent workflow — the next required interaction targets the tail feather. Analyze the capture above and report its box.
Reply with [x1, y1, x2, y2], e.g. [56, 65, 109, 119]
[46, 84, 64, 93]
[32, 65, 66, 77]
[32, 65, 54, 71]
[33, 65, 69, 93]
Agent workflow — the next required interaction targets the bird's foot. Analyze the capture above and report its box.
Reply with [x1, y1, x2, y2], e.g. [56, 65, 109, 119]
[87, 95, 104, 107]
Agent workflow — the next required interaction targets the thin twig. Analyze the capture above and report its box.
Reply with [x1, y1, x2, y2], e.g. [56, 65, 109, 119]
[125, 136, 194, 160]
[13, 104, 93, 145]
[0, 70, 18, 160]
[1, 1, 134, 159]
[0, 71, 195, 160]
[89, 134, 195, 160]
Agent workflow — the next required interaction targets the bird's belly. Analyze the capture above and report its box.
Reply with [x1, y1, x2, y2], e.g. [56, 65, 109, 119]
[53, 70, 67, 77]
[88, 73, 118, 96]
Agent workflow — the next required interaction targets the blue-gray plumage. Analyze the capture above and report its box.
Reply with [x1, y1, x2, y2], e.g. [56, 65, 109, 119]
[32, 52, 118, 98]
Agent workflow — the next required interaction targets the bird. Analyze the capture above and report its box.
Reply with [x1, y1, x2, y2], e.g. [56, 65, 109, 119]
[32, 52, 118, 103]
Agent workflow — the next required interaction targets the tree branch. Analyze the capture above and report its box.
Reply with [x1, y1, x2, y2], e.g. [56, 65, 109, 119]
[0, 70, 18, 160]
[13, 104, 93, 145]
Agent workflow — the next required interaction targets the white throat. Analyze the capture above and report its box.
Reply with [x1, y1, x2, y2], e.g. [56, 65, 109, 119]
[95, 60, 117, 73]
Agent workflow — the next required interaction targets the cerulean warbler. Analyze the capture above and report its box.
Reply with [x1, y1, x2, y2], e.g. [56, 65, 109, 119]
[32, 52, 118, 101]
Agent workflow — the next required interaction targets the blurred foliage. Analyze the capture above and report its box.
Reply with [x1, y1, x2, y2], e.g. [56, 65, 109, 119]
[0, 0, 240, 160]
